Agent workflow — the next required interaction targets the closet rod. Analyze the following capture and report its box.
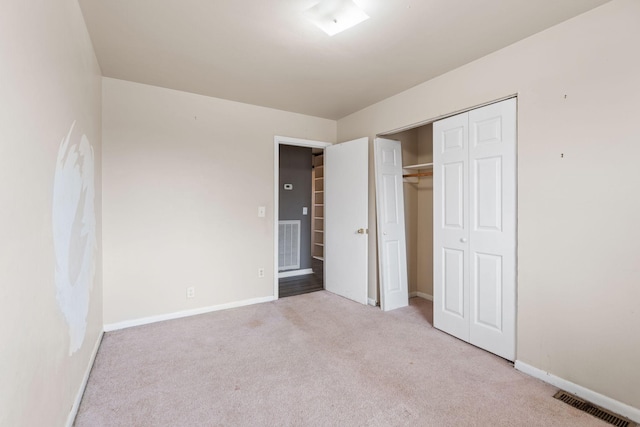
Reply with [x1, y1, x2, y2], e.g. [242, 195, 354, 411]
[403, 172, 433, 178]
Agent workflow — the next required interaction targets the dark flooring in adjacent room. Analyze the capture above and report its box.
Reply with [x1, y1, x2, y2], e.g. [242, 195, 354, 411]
[279, 258, 323, 298]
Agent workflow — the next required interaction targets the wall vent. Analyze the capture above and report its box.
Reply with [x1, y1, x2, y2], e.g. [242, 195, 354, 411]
[553, 391, 635, 427]
[278, 220, 301, 271]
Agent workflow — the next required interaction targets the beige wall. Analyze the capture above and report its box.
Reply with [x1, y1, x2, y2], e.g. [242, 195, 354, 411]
[102, 78, 336, 325]
[338, 0, 640, 409]
[416, 125, 433, 297]
[0, 1, 103, 426]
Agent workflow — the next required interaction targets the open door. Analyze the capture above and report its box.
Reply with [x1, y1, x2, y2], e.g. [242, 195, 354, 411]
[374, 138, 409, 311]
[324, 137, 369, 305]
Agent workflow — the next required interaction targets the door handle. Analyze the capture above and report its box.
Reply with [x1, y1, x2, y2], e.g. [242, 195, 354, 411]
[460, 237, 468, 243]
[357, 228, 368, 234]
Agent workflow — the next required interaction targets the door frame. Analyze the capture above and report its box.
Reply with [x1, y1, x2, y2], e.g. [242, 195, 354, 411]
[273, 136, 332, 300]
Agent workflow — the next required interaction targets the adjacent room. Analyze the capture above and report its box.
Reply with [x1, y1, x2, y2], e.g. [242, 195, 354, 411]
[278, 144, 325, 298]
[2, 0, 639, 426]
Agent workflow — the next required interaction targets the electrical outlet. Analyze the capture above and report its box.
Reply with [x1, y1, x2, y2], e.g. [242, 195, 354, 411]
[258, 268, 265, 278]
[186, 286, 195, 299]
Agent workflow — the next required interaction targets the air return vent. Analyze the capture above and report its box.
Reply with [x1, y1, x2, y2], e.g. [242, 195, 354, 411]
[278, 220, 301, 271]
[553, 391, 635, 427]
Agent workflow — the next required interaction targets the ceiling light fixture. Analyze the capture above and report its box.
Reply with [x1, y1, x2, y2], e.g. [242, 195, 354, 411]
[304, 0, 370, 36]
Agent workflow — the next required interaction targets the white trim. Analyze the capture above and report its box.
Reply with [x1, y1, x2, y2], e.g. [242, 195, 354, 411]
[66, 330, 104, 427]
[278, 268, 314, 278]
[409, 291, 433, 301]
[274, 136, 332, 301]
[104, 296, 276, 332]
[368, 298, 377, 306]
[275, 135, 333, 147]
[515, 360, 640, 424]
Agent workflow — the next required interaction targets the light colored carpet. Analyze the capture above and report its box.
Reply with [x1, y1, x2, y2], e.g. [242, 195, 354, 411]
[75, 292, 608, 426]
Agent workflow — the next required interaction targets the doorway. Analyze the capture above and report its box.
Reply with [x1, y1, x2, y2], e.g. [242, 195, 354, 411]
[273, 136, 370, 305]
[273, 136, 330, 300]
[277, 144, 324, 298]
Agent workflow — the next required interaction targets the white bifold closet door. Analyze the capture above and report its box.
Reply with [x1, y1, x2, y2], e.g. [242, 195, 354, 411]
[433, 98, 516, 361]
[374, 138, 409, 311]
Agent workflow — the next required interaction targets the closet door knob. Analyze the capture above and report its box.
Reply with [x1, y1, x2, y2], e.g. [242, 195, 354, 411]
[460, 238, 468, 243]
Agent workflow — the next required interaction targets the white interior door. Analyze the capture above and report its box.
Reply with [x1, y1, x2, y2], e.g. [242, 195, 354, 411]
[433, 98, 516, 361]
[468, 99, 516, 361]
[324, 137, 369, 305]
[374, 138, 409, 311]
[433, 113, 470, 341]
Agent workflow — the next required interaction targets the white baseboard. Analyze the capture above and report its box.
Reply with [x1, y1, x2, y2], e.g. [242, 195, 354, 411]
[278, 268, 313, 278]
[409, 291, 433, 301]
[66, 330, 104, 427]
[104, 296, 276, 332]
[368, 298, 377, 306]
[515, 360, 640, 423]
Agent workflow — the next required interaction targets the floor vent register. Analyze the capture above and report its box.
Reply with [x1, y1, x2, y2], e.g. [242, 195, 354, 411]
[553, 391, 635, 427]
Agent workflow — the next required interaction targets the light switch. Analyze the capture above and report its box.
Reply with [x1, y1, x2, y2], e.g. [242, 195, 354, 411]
[258, 206, 266, 217]
[303, 207, 308, 215]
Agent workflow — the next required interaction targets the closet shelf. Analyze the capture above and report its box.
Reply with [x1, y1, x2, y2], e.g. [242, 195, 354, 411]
[403, 163, 433, 181]
[403, 162, 433, 170]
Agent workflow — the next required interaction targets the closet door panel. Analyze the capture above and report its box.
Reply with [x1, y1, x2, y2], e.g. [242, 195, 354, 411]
[474, 156, 502, 232]
[374, 138, 409, 311]
[443, 248, 465, 317]
[468, 98, 516, 361]
[434, 113, 470, 342]
[443, 162, 465, 229]
[473, 252, 503, 330]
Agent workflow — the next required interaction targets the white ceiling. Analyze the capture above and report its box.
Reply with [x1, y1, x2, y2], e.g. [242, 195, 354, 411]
[78, 0, 610, 120]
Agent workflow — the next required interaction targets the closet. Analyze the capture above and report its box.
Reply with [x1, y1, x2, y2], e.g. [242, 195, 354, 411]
[378, 98, 516, 361]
